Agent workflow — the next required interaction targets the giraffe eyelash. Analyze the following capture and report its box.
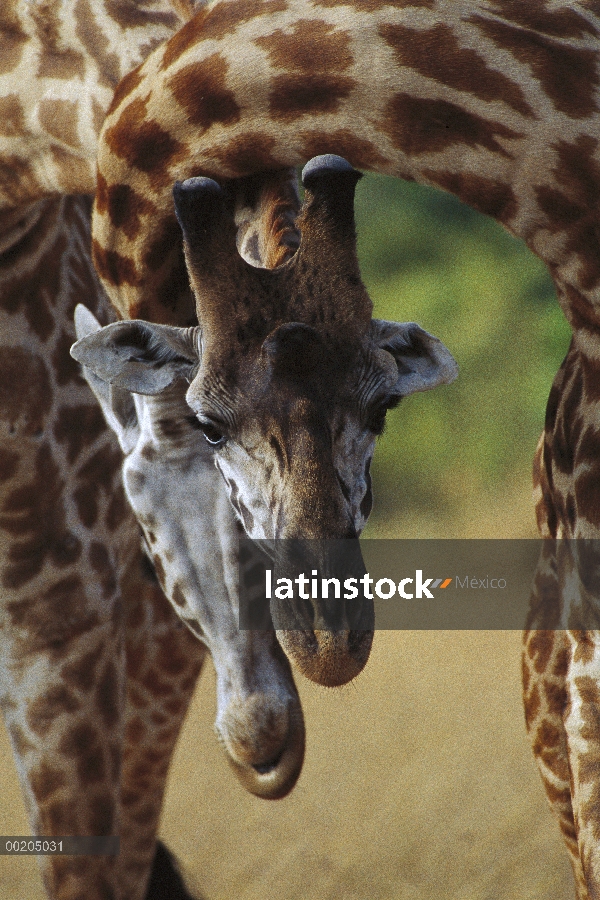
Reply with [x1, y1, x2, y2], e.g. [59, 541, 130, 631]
[366, 396, 401, 435]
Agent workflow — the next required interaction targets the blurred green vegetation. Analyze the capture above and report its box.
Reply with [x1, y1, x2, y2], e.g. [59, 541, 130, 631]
[353, 175, 571, 539]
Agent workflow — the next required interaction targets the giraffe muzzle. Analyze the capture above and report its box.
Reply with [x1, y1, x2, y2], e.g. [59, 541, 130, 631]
[270, 538, 374, 687]
[216, 691, 305, 800]
[276, 627, 373, 688]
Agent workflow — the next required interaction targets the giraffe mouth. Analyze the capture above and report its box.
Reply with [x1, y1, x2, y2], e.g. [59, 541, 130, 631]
[252, 749, 285, 774]
[220, 698, 305, 800]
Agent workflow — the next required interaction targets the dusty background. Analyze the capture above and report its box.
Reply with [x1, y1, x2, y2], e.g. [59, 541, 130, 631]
[0, 628, 574, 899]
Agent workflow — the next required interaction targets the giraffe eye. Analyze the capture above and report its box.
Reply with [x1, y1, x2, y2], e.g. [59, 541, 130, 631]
[366, 402, 389, 435]
[197, 419, 228, 447]
[366, 395, 401, 435]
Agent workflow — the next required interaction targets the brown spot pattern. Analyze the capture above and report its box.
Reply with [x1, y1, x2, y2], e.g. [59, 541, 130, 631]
[382, 93, 521, 157]
[27, 686, 81, 737]
[160, 0, 288, 70]
[523, 682, 540, 729]
[96, 173, 157, 241]
[423, 170, 518, 224]
[488, 1, 599, 40]
[89, 542, 117, 599]
[50, 146, 94, 194]
[61, 644, 104, 693]
[38, 99, 80, 150]
[0, 201, 64, 342]
[143, 215, 181, 272]
[152, 554, 166, 587]
[105, 0, 177, 31]
[256, 19, 353, 73]
[106, 65, 143, 117]
[317, 0, 435, 8]
[54, 404, 106, 464]
[172, 583, 186, 608]
[527, 630, 554, 673]
[73, 444, 122, 529]
[37, 47, 85, 81]
[0, 465, 21, 518]
[545, 681, 567, 718]
[8, 576, 99, 658]
[167, 53, 241, 131]
[269, 73, 357, 121]
[573, 631, 596, 665]
[88, 791, 114, 835]
[96, 661, 119, 728]
[42, 799, 77, 834]
[0, 19, 27, 74]
[59, 722, 106, 786]
[301, 129, 388, 170]
[104, 94, 186, 186]
[74, 0, 120, 90]
[125, 717, 146, 744]
[32, 2, 86, 80]
[470, 14, 599, 119]
[92, 238, 139, 288]
[0, 95, 24, 136]
[106, 485, 129, 532]
[52, 329, 84, 386]
[208, 132, 279, 176]
[0, 348, 51, 435]
[536, 136, 600, 292]
[30, 763, 67, 804]
[380, 23, 534, 118]
[0, 445, 84, 588]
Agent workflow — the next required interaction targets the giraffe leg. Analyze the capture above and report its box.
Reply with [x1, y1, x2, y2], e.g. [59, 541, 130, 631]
[524, 434, 589, 899]
[115, 557, 205, 900]
[0, 193, 204, 899]
[535, 335, 600, 899]
[0, 194, 130, 899]
[523, 624, 587, 899]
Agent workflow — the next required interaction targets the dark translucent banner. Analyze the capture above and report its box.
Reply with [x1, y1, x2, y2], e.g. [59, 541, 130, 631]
[0, 836, 120, 855]
[238, 539, 600, 630]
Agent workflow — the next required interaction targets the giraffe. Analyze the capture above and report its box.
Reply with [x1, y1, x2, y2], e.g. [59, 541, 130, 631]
[84, 1, 600, 897]
[7, 0, 600, 898]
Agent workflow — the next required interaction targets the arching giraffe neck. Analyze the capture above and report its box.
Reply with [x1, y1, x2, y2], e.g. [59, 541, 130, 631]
[0, 0, 193, 209]
[93, 0, 600, 331]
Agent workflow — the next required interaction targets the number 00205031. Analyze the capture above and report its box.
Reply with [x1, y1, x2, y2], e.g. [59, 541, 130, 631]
[2, 839, 63, 854]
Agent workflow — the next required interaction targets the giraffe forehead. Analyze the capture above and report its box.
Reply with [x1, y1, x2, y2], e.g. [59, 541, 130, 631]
[193, 330, 385, 419]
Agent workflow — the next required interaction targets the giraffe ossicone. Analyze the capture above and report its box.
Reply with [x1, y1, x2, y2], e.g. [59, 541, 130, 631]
[72, 154, 458, 689]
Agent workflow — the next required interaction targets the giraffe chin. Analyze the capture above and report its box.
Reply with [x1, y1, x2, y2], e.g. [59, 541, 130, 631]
[276, 628, 374, 688]
[216, 694, 306, 800]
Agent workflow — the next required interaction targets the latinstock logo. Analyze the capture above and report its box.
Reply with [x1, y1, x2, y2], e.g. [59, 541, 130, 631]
[265, 569, 454, 601]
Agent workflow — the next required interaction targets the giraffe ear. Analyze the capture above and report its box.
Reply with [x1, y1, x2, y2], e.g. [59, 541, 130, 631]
[71, 315, 201, 396]
[72, 305, 141, 454]
[371, 320, 458, 396]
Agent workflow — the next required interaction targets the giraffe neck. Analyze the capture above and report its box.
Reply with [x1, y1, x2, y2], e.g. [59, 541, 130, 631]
[92, 0, 600, 329]
[0, 0, 189, 210]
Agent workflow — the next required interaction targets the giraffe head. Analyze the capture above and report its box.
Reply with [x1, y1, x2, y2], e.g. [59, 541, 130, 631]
[73, 304, 305, 799]
[73, 156, 457, 689]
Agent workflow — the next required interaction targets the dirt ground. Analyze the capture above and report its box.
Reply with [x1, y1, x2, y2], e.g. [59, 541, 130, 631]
[0, 630, 574, 900]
